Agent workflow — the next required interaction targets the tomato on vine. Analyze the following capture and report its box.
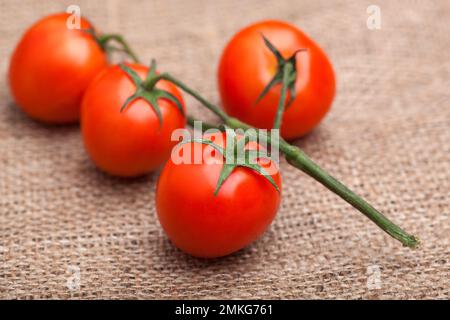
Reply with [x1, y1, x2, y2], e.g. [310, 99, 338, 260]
[8, 12, 137, 124]
[156, 129, 282, 258]
[81, 61, 186, 177]
[218, 20, 336, 139]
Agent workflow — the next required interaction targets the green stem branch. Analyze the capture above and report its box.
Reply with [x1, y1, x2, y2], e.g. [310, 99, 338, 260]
[273, 63, 292, 129]
[282, 145, 420, 247]
[186, 114, 419, 248]
[98, 34, 140, 63]
[145, 73, 228, 120]
[187, 115, 220, 131]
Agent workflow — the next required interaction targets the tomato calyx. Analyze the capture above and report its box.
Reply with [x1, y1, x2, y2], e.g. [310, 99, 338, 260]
[118, 60, 185, 125]
[181, 127, 280, 196]
[83, 28, 140, 63]
[255, 34, 307, 129]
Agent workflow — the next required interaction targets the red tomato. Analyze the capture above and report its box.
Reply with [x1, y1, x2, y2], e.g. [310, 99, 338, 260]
[156, 131, 281, 258]
[218, 20, 336, 140]
[81, 63, 186, 177]
[9, 13, 108, 123]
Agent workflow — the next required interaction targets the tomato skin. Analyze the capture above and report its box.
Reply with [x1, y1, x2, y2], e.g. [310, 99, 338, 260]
[156, 132, 281, 258]
[218, 20, 335, 140]
[8, 13, 108, 124]
[81, 64, 186, 177]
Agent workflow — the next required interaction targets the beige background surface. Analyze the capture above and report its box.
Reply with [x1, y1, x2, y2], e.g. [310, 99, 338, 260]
[0, 0, 449, 299]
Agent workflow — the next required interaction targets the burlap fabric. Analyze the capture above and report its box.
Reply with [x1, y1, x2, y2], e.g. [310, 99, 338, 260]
[0, 0, 448, 299]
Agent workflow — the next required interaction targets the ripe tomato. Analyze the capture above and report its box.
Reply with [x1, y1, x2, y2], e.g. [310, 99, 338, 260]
[81, 63, 186, 177]
[9, 13, 108, 123]
[156, 131, 282, 258]
[218, 20, 336, 140]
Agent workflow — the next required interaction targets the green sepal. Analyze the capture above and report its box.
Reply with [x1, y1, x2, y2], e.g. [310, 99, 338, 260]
[118, 62, 185, 126]
[157, 90, 185, 116]
[179, 138, 225, 155]
[240, 162, 279, 193]
[119, 63, 142, 86]
[140, 90, 163, 125]
[179, 128, 280, 196]
[120, 93, 140, 113]
[255, 34, 307, 126]
[284, 49, 305, 106]
[254, 72, 283, 105]
[214, 163, 236, 196]
[261, 34, 284, 63]
[144, 59, 157, 85]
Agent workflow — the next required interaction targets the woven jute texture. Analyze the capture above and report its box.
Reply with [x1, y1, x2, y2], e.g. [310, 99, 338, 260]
[0, 0, 449, 299]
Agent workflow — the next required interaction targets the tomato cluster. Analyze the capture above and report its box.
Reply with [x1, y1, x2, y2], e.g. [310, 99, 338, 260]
[8, 13, 336, 257]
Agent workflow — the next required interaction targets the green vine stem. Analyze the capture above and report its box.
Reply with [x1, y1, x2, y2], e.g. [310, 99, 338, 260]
[153, 72, 419, 248]
[98, 34, 140, 63]
[85, 29, 140, 63]
[273, 63, 292, 129]
[187, 115, 219, 131]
